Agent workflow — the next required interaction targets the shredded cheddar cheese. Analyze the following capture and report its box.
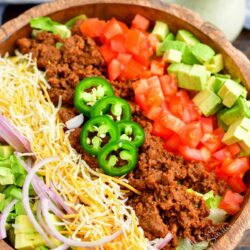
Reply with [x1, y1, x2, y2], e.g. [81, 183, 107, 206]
[0, 53, 159, 249]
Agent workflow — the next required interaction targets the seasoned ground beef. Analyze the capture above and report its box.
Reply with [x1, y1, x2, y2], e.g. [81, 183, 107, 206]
[17, 23, 229, 249]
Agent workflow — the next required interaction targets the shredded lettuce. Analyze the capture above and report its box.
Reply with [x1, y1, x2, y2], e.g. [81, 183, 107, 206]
[177, 238, 208, 250]
[208, 208, 228, 224]
[30, 17, 71, 38]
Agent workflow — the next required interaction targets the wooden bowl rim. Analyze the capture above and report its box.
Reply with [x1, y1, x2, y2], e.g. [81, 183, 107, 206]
[0, 1, 250, 250]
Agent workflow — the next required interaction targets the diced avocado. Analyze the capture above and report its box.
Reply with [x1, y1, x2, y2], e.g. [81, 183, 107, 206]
[182, 46, 200, 65]
[191, 43, 215, 63]
[156, 32, 175, 56]
[193, 89, 222, 116]
[0, 145, 14, 160]
[35, 247, 49, 250]
[222, 117, 250, 145]
[0, 168, 14, 185]
[239, 132, 250, 155]
[189, 64, 209, 90]
[48, 213, 62, 246]
[15, 201, 26, 215]
[14, 215, 36, 234]
[176, 29, 199, 46]
[218, 79, 246, 108]
[163, 49, 182, 63]
[214, 73, 231, 79]
[151, 21, 169, 41]
[15, 233, 45, 250]
[204, 54, 224, 73]
[207, 76, 226, 93]
[171, 64, 192, 89]
[157, 40, 186, 56]
[219, 97, 250, 125]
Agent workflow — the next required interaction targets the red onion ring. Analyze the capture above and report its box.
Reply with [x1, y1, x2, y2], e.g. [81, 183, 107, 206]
[16, 154, 74, 215]
[155, 232, 173, 249]
[0, 199, 18, 239]
[41, 198, 123, 248]
[0, 114, 31, 152]
[22, 156, 60, 248]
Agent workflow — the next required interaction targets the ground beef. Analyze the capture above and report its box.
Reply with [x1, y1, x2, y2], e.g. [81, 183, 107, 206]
[17, 21, 229, 249]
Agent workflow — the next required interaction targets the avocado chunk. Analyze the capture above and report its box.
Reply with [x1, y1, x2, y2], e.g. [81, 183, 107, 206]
[222, 117, 250, 145]
[176, 29, 200, 46]
[218, 79, 247, 108]
[207, 76, 227, 93]
[157, 40, 186, 56]
[0, 146, 14, 160]
[193, 89, 222, 116]
[0, 193, 5, 203]
[152, 21, 169, 41]
[191, 43, 215, 63]
[239, 132, 250, 155]
[163, 49, 182, 63]
[219, 97, 250, 126]
[189, 65, 209, 90]
[0, 168, 14, 185]
[204, 54, 224, 73]
[182, 46, 200, 65]
[15, 233, 46, 250]
[14, 215, 36, 234]
[156, 32, 175, 56]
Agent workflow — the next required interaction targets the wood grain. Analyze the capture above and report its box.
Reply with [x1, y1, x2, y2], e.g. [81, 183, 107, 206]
[0, 1, 250, 249]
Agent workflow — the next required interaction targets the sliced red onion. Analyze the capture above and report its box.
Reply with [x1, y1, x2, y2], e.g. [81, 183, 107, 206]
[22, 156, 60, 248]
[0, 199, 18, 239]
[0, 135, 4, 142]
[0, 114, 31, 152]
[155, 233, 173, 250]
[41, 198, 123, 248]
[53, 244, 69, 250]
[65, 114, 84, 130]
[16, 154, 74, 214]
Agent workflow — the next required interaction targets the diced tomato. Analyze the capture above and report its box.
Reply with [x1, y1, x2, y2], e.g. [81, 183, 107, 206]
[219, 190, 244, 215]
[213, 147, 232, 161]
[182, 102, 201, 123]
[125, 29, 145, 55]
[227, 177, 247, 193]
[200, 147, 211, 162]
[159, 74, 178, 96]
[145, 106, 162, 120]
[152, 118, 174, 139]
[200, 117, 214, 134]
[116, 53, 132, 65]
[206, 158, 221, 171]
[117, 21, 129, 33]
[132, 14, 150, 31]
[135, 94, 148, 111]
[146, 76, 164, 107]
[80, 18, 106, 38]
[110, 34, 126, 53]
[121, 58, 144, 79]
[108, 59, 122, 81]
[134, 39, 152, 67]
[215, 166, 229, 182]
[228, 143, 241, 156]
[160, 113, 185, 134]
[180, 122, 203, 148]
[147, 34, 159, 51]
[150, 60, 165, 76]
[99, 44, 117, 63]
[178, 146, 204, 161]
[201, 128, 224, 153]
[132, 79, 148, 96]
[164, 134, 182, 153]
[103, 18, 124, 39]
[168, 94, 183, 118]
[221, 157, 249, 177]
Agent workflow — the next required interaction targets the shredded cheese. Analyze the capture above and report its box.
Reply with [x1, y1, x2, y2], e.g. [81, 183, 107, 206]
[0, 54, 155, 249]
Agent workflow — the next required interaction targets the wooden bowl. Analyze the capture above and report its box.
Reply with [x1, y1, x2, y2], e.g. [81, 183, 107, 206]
[0, 1, 250, 249]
